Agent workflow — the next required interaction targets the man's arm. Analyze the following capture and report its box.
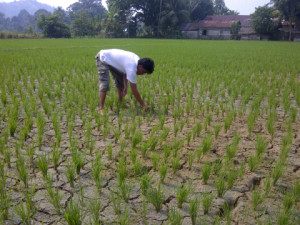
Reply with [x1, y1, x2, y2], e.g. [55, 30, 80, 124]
[122, 74, 128, 96]
[129, 82, 150, 110]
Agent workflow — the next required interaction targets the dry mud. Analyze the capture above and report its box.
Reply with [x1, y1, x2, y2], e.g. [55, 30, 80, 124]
[1, 101, 300, 225]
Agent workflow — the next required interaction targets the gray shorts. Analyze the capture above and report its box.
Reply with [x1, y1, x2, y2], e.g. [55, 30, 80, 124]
[95, 55, 124, 92]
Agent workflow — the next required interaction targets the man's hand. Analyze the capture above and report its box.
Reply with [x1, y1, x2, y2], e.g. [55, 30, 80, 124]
[122, 88, 127, 97]
[142, 103, 150, 111]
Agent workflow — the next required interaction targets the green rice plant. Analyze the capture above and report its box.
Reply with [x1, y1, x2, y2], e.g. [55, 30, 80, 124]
[118, 180, 132, 203]
[45, 181, 62, 215]
[202, 192, 214, 214]
[163, 145, 172, 162]
[140, 142, 149, 158]
[131, 130, 143, 149]
[91, 154, 102, 197]
[107, 144, 113, 160]
[283, 191, 295, 213]
[130, 148, 138, 164]
[110, 191, 121, 215]
[140, 173, 152, 196]
[222, 202, 231, 225]
[188, 151, 195, 170]
[271, 161, 284, 186]
[247, 112, 256, 136]
[186, 131, 192, 146]
[214, 124, 222, 138]
[16, 155, 28, 188]
[174, 123, 180, 137]
[159, 126, 170, 144]
[36, 112, 45, 148]
[255, 135, 267, 157]
[52, 146, 62, 170]
[201, 134, 213, 155]
[266, 113, 275, 139]
[248, 155, 261, 172]
[66, 161, 76, 188]
[102, 125, 110, 141]
[171, 156, 180, 174]
[167, 207, 182, 225]
[146, 184, 164, 212]
[263, 175, 272, 197]
[3, 147, 11, 168]
[215, 173, 226, 197]
[226, 169, 238, 190]
[116, 157, 129, 185]
[120, 138, 126, 155]
[113, 128, 121, 143]
[0, 162, 11, 220]
[148, 136, 158, 151]
[224, 113, 233, 133]
[189, 196, 200, 225]
[277, 208, 291, 225]
[64, 200, 84, 225]
[192, 121, 202, 139]
[176, 184, 190, 208]
[118, 207, 129, 225]
[124, 124, 130, 139]
[173, 138, 184, 157]
[201, 162, 211, 184]
[159, 163, 168, 183]
[36, 153, 49, 179]
[71, 148, 85, 175]
[89, 198, 102, 225]
[151, 153, 160, 171]
[212, 159, 223, 175]
[133, 158, 144, 177]
[252, 187, 264, 210]
[15, 200, 34, 225]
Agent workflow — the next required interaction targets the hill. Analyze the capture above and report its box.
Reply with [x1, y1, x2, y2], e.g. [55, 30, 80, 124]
[0, 0, 55, 18]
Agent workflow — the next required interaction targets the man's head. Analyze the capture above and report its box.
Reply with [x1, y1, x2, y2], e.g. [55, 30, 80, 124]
[137, 58, 154, 75]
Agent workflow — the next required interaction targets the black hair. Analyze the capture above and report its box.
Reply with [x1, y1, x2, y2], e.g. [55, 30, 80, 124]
[138, 58, 154, 74]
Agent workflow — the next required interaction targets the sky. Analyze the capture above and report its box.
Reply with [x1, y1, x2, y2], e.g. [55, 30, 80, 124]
[0, 0, 272, 15]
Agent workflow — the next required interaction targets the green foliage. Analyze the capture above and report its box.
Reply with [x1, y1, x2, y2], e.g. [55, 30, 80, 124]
[37, 14, 71, 38]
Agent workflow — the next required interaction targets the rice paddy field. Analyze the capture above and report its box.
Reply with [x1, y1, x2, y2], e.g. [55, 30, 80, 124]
[0, 39, 299, 225]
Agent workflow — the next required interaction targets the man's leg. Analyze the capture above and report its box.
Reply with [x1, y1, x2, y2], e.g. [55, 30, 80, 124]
[99, 91, 107, 110]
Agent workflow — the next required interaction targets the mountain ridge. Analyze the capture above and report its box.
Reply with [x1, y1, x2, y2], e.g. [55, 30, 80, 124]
[0, 0, 55, 18]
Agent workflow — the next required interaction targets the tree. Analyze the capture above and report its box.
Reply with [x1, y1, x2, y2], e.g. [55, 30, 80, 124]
[54, 7, 71, 25]
[271, 0, 300, 40]
[251, 5, 278, 39]
[68, 0, 106, 19]
[230, 21, 241, 40]
[190, 0, 214, 21]
[37, 14, 71, 38]
[160, 0, 190, 36]
[213, 0, 238, 15]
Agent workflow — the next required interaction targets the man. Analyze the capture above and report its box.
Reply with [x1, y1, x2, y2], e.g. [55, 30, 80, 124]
[95, 49, 154, 112]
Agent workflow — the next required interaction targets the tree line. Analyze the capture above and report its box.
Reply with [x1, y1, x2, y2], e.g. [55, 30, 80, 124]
[0, 0, 238, 38]
[0, 0, 299, 39]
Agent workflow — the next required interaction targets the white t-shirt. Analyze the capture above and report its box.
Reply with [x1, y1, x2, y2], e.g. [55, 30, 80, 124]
[97, 49, 140, 84]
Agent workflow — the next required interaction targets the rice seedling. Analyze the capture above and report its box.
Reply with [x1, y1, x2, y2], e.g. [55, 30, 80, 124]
[202, 162, 211, 184]
[187, 151, 195, 170]
[66, 161, 76, 188]
[189, 196, 200, 225]
[118, 207, 129, 225]
[116, 157, 129, 184]
[36, 153, 49, 179]
[113, 128, 121, 143]
[176, 184, 190, 208]
[52, 145, 62, 170]
[45, 180, 62, 215]
[215, 173, 226, 198]
[64, 200, 84, 225]
[248, 155, 261, 172]
[133, 158, 144, 177]
[171, 156, 180, 174]
[131, 130, 143, 149]
[252, 187, 264, 210]
[140, 173, 152, 196]
[186, 131, 192, 146]
[255, 135, 267, 157]
[159, 126, 170, 144]
[222, 202, 232, 225]
[118, 180, 132, 203]
[167, 207, 182, 225]
[16, 155, 28, 188]
[214, 124, 222, 138]
[151, 153, 160, 171]
[140, 142, 149, 158]
[148, 136, 158, 151]
[71, 148, 85, 175]
[146, 184, 164, 212]
[159, 163, 168, 184]
[212, 159, 223, 175]
[163, 145, 172, 162]
[277, 208, 291, 225]
[107, 144, 113, 160]
[110, 191, 121, 215]
[202, 192, 214, 214]
[130, 148, 138, 164]
[201, 134, 213, 155]
[271, 161, 284, 186]
[91, 153, 103, 196]
[283, 191, 295, 213]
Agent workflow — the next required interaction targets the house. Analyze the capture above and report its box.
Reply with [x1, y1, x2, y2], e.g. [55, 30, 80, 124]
[182, 15, 259, 40]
